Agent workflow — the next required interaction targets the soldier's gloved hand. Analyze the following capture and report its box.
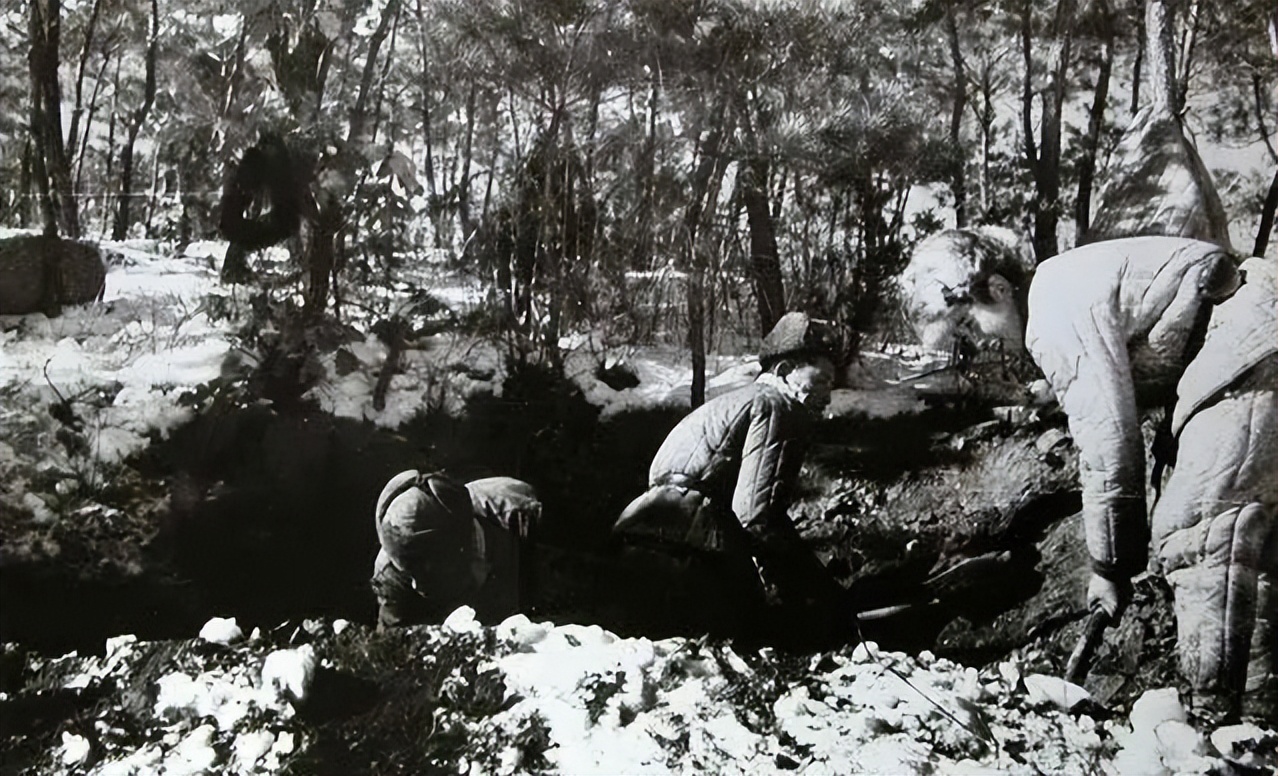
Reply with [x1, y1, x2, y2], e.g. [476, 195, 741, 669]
[1086, 572, 1131, 619]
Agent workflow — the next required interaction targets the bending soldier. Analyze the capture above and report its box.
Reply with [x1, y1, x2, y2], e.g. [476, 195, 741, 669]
[1025, 235, 1277, 722]
[371, 471, 541, 629]
[613, 311, 852, 649]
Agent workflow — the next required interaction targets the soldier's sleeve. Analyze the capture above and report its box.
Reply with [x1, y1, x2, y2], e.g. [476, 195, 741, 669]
[467, 477, 542, 540]
[1027, 276, 1148, 580]
[732, 392, 846, 607]
[731, 391, 806, 537]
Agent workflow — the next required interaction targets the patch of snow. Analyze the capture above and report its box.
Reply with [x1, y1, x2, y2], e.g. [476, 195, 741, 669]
[1112, 688, 1217, 776]
[1129, 687, 1188, 729]
[261, 644, 317, 705]
[443, 605, 483, 635]
[232, 729, 277, 772]
[198, 616, 244, 645]
[64, 635, 138, 689]
[156, 670, 270, 729]
[1022, 673, 1091, 710]
[59, 732, 91, 766]
[165, 724, 220, 775]
[264, 730, 296, 770]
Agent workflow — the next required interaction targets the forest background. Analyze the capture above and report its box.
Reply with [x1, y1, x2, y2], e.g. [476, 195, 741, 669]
[4, 0, 1277, 398]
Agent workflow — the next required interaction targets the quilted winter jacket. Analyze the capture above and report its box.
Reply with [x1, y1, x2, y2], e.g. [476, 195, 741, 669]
[650, 376, 810, 542]
[1172, 255, 1278, 438]
[1025, 236, 1241, 579]
[1154, 255, 1278, 564]
[372, 475, 538, 626]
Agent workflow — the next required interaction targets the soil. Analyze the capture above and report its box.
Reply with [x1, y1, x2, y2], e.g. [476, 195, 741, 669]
[0, 363, 1191, 773]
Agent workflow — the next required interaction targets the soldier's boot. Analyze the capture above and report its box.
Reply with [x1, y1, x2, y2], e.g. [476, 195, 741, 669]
[1167, 504, 1271, 723]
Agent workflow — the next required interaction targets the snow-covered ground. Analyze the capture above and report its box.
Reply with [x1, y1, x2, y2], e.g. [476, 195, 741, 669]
[0, 229, 925, 488]
[27, 607, 1278, 776]
[4, 235, 1277, 774]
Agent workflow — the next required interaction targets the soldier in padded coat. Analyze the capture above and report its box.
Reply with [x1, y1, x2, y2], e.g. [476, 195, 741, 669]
[612, 311, 851, 648]
[1025, 235, 1277, 722]
[371, 471, 541, 629]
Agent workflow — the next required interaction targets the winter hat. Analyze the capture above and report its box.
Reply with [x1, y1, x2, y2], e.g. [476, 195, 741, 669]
[759, 312, 846, 369]
[375, 470, 474, 567]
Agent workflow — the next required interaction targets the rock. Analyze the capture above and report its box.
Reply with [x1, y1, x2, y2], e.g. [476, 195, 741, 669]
[1023, 673, 1091, 710]
[1211, 724, 1278, 770]
[850, 642, 879, 665]
[0, 234, 106, 315]
[596, 360, 640, 391]
[496, 613, 552, 649]
[1155, 720, 1214, 762]
[1130, 687, 1187, 732]
[198, 616, 244, 645]
[1027, 379, 1055, 405]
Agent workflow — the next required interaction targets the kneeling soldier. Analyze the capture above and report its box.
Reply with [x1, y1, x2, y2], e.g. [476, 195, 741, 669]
[612, 311, 853, 649]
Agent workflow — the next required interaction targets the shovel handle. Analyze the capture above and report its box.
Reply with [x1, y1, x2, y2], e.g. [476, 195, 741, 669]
[1063, 608, 1111, 686]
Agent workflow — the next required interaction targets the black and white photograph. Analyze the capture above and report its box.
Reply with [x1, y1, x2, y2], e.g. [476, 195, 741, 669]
[0, 0, 1276, 772]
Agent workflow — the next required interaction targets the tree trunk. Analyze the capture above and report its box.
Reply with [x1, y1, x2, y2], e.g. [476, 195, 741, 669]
[414, 0, 442, 247]
[103, 60, 120, 239]
[28, 0, 80, 238]
[458, 85, 478, 242]
[735, 89, 785, 335]
[29, 126, 58, 236]
[683, 102, 730, 409]
[1175, 0, 1199, 112]
[1146, 0, 1180, 116]
[945, 4, 968, 227]
[75, 52, 112, 194]
[741, 156, 786, 334]
[688, 266, 707, 408]
[302, 0, 399, 321]
[111, 0, 158, 241]
[1076, 1, 1114, 239]
[1251, 73, 1278, 164]
[976, 60, 997, 214]
[18, 137, 34, 228]
[66, 0, 103, 185]
[1131, 3, 1144, 114]
[632, 71, 660, 270]
[1255, 168, 1278, 258]
[1020, 0, 1075, 262]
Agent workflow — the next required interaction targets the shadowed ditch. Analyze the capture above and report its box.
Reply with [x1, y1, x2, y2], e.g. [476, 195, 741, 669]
[0, 367, 1083, 667]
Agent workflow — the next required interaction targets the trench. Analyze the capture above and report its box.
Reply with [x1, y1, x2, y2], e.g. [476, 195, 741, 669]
[0, 366, 1078, 665]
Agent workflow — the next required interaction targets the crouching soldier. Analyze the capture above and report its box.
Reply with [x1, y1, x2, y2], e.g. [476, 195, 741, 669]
[371, 471, 541, 629]
[1025, 236, 1277, 722]
[612, 312, 853, 650]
